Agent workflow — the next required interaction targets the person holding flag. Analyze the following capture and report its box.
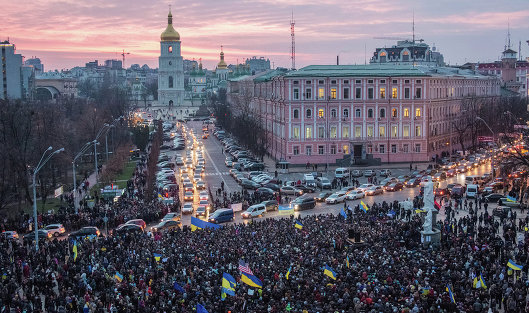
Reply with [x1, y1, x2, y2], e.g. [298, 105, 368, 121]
[360, 201, 369, 213]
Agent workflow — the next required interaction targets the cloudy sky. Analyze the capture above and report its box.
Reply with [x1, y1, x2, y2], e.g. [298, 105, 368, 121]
[3, 0, 529, 71]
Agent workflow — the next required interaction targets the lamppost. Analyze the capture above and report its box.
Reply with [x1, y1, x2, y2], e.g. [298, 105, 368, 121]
[73, 141, 93, 213]
[32, 146, 64, 251]
[475, 116, 495, 143]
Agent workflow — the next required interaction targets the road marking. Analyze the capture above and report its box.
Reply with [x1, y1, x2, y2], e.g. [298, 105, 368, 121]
[203, 137, 232, 193]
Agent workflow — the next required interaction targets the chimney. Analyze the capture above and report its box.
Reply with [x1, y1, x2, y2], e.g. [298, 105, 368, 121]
[337, 55, 339, 65]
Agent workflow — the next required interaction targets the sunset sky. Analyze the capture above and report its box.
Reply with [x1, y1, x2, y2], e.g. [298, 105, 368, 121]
[3, 0, 529, 71]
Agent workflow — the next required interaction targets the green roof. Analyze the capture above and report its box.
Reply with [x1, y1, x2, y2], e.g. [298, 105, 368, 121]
[253, 68, 289, 83]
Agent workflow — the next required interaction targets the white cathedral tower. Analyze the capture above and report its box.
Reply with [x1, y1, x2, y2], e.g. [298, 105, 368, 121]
[158, 10, 184, 107]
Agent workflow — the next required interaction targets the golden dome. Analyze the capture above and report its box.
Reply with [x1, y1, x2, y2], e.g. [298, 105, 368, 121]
[217, 47, 228, 69]
[161, 11, 180, 42]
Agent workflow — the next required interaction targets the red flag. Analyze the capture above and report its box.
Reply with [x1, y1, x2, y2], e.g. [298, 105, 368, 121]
[434, 200, 441, 210]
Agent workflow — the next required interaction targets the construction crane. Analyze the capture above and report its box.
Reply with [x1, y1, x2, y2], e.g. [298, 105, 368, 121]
[121, 49, 130, 68]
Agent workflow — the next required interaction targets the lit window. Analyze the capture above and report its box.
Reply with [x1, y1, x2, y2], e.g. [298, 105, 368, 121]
[318, 109, 324, 118]
[392, 108, 398, 118]
[392, 87, 398, 99]
[403, 125, 410, 137]
[342, 126, 349, 138]
[330, 127, 337, 138]
[404, 108, 410, 117]
[367, 126, 374, 137]
[343, 145, 349, 154]
[318, 87, 325, 99]
[380, 88, 386, 99]
[168, 46, 173, 53]
[355, 126, 362, 138]
[331, 88, 337, 99]
[379, 126, 385, 138]
[415, 108, 421, 117]
[391, 126, 398, 137]
[306, 127, 312, 139]
[293, 126, 300, 139]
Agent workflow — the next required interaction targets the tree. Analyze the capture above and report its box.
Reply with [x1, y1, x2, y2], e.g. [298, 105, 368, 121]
[132, 125, 149, 151]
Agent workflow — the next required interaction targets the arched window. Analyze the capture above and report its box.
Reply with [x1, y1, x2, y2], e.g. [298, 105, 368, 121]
[368, 108, 373, 118]
[355, 108, 361, 118]
[331, 108, 337, 118]
[380, 108, 386, 118]
[169, 100, 173, 106]
[343, 109, 349, 118]
[392, 108, 398, 118]
[306, 109, 312, 118]
[168, 46, 173, 53]
[169, 76, 174, 88]
[293, 109, 299, 119]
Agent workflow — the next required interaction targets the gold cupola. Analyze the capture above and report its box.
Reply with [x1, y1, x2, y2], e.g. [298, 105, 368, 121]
[217, 45, 227, 69]
[161, 11, 180, 42]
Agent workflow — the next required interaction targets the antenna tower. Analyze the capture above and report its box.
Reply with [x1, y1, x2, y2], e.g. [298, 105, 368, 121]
[290, 11, 295, 70]
[121, 49, 130, 68]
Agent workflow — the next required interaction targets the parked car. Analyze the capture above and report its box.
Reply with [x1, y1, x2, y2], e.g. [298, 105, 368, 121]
[208, 208, 234, 223]
[241, 204, 266, 219]
[484, 193, 504, 203]
[254, 187, 275, 199]
[69, 227, 101, 239]
[385, 182, 404, 192]
[366, 186, 384, 196]
[24, 230, 52, 243]
[325, 191, 347, 204]
[316, 177, 332, 189]
[280, 186, 303, 196]
[364, 170, 375, 177]
[379, 169, 391, 177]
[261, 200, 279, 211]
[241, 179, 260, 190]
[125, 219, 146, 230]
[115, 224, 144, 235]
[0, 231, 19, 240]
[498, 198, 520, 208]
[43, 224, 66, 237]
[263, 183, 280, 191]
[346, 190, 365, 200]
[315, 192, 332, 202]
[291, 196, 316, 211]
[295, 184, 316, 193]
[151, 220, 181, 232]
[351, 170, 362, 177]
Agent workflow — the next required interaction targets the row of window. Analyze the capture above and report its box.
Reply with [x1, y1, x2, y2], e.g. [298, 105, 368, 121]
[292, 143, 421, 155]
[292, 125, 422, 139]
[292, 86, 422, 100]
[293, 107, 421, 119]
[293, 79, 421, 85]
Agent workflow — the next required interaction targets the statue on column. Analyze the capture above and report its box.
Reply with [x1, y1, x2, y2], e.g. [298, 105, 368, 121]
[422, 182, 435, 233]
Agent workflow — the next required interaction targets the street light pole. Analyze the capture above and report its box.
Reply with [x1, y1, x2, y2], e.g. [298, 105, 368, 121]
[33, 146, 64, 251]
[73, 141, 92, 213]
[476, 117, 495, 142]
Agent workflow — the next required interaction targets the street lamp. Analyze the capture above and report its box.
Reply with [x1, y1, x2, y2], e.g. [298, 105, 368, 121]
[32, 146, 64, 251]
[475, 117, 495, 142]
[72, 141, 93, 213]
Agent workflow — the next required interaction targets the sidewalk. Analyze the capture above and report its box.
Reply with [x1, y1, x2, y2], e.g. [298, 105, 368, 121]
[69, 165, 104, 201]
[262, 154, 433, 174]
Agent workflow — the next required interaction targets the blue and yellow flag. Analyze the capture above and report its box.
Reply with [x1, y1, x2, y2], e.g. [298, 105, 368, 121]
[324, 265, 337, 280]
[506, 195, 517, 202]
[158, 192, 163, 198]
[221, 273, 236, 298]
[114, 272, 123, 282]
[446, 284, 455, 303]
[241, 272, 263, 288]
[190, 216, 222, 231]
[340, 207, 347, 218]
[346, 256, 350, 269]
[72, 240, 78, 262]
[294, 220, 303, 230]
[279, 205, 294, 215]
[507, 259, 523, 271]
[479, 274, 487, 289]
[422, 287, 430, 295]
[285, 266, 291, 280]
[360, 201, 369, 213]
[153, 253, 162, 262]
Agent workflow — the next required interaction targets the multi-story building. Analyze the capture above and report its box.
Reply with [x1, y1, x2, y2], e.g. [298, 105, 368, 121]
[245, 56, 271, 74]
[228, 64, 501, 164]
[477, 48, 528, 96]
[370, 40, 445, 67]
[25, 57, 44, 75]
[1, 40, 24, 100]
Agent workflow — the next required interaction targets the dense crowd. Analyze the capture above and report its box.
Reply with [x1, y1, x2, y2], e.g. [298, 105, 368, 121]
[1, 190, 529, 312]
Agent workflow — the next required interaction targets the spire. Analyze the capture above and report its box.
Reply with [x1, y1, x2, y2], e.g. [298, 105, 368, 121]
[168, 5, 173, 24]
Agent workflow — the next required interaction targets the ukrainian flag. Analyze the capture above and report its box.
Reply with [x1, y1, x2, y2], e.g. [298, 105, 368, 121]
[72, 240, 78, 262]
[507, 195, 517, 202]
[278, 205, 294, 215]
[360, 201, 369, 213]
[285, 266, 291, 280]
[340, 207, 347, 218]
[323, 265, 337, 280]
[346, 256, 350, 269]
[479, 274, 487, 289]
[158, 192, 163, 198]
[446, 284, 455, 303]
[422, 287, 430, 295]
[153, 253, 162, 262]
[114, 272, 123, 282]
[507, 259, 523, 271]
[190, 216, 222, 231]
[221, 273, 236, 299]
[295, 221, 303, 230]
[473, 276, 481, 289]
[240, 272, 263, 288]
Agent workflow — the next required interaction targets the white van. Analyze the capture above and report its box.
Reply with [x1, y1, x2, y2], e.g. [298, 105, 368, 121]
[335, 168, 350, 179]
[303, 174, 316, 187]
[465, 175, 482, 186]
[466, 184, 479, 198]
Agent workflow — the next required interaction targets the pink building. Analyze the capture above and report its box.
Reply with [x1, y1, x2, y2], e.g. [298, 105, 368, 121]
[228, 65, 501, 165]
[477, 48, 529, 97]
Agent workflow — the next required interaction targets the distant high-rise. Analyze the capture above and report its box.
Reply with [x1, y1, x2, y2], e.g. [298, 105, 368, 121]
[25, 57, 44, 74]
[0, 40, 24, 100]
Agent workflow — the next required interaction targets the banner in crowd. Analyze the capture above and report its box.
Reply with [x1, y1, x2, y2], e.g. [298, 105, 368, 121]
[231, 203, 243, 212]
